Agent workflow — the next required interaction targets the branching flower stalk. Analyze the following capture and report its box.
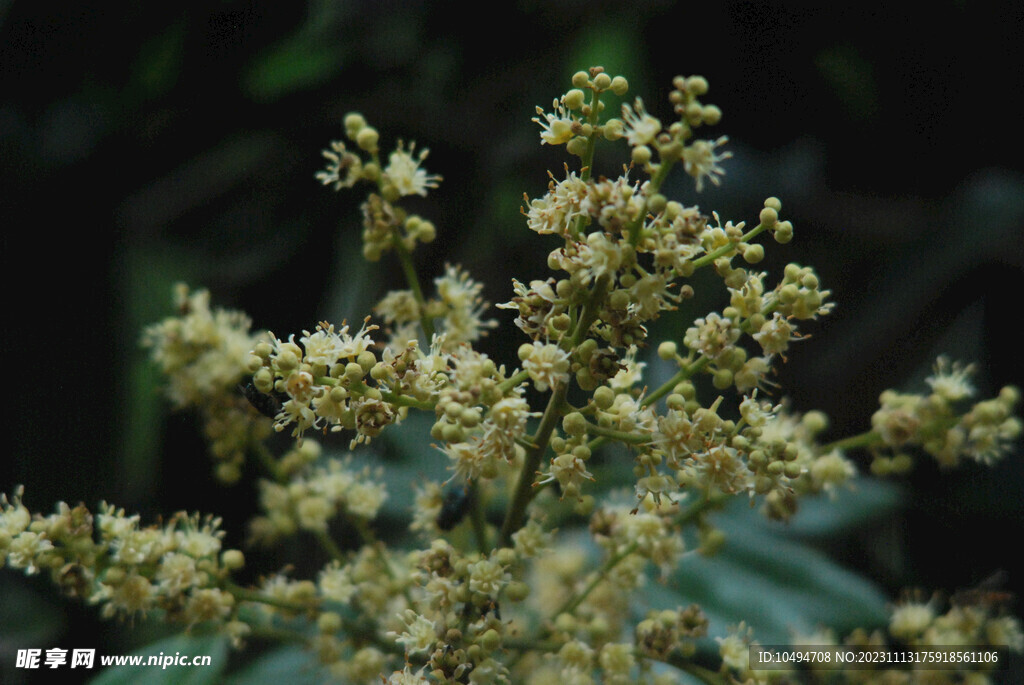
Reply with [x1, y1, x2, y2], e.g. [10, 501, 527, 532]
[3, 67, 1021, 685]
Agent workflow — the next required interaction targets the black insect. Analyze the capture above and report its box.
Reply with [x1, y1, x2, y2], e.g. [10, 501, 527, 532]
[240, 381, 286, 419]
[436, 485, 473, 531]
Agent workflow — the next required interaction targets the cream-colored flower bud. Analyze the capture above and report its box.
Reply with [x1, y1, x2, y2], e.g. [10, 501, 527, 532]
[610, 75, 629, 95]
[571, 71, 590, 88]
[355, 127, 379, 153]
[686, 75, 709, 95]
[344, 113, 366, 139]
[221, 549, 245, 570]
[593, 73, 612, 90]
[563, 89, 585, 110]
[702, 104, 722, 126]
[657, 341, 678, 360]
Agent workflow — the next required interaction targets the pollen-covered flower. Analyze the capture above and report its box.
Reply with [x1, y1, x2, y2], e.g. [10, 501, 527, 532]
[315, 140, 362, 190]
[620, 97, 661, 146]
[682, 136, 731, 191]
[384, 141, 442, 197]
[533, 97, 575, 145]
[926, 356, 976, 402]
[521, 342, 570, 392]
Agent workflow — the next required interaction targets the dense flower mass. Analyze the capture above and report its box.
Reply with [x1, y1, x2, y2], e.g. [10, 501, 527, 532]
[5, 66, 1020, 685]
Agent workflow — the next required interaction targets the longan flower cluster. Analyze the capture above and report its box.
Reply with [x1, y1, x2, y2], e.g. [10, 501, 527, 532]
[377, 264, 498, 353]
[317, 113, 439, 262]
[870, 357, 1021, 471]
[141, 284, 273, 481]
[249, 450, 388, 544]
[1, 487, 244, 629]
[9, 66, 1018, 685]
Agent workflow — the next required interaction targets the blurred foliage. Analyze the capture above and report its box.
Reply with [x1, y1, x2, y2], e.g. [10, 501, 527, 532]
[2, 0, 1021, 681]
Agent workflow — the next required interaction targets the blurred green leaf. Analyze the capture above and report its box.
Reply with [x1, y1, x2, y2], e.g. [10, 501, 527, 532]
[119, 246, 199, 503]
[639, 484, 891, 644]
[223, 646, 330, 685]
[88, 632, 228, 685]
[244, 33, 342, 102]
[0, 575, 66, 647]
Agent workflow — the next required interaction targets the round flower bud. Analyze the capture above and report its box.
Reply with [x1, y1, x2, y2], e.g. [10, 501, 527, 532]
[357, 350, 377, 373]
[344, 362, 365, 381]
[566, 136, 588, 157]
[648, 193, 667, 214]
[221, 549, 245, 570]
[631, 145, 652, 165]
[610, 75, 629, 95]
[253, 367, 274, 393]
[479, 628, 501, 652]
[593, 73, 612, 90]
[563, 89, 586, 110]
[344, 113, 367, 138]
[355, 127, 379, 153]
[505, 580, 530, 602]
[773, 220, 794, 244]
[253, 341, 274, 359]
[460, 408, 481, 428]
[518, 343, 534, 361]
[759, 207, 778, 227]
[764, 196, 782, 211]
[742, 244, 765, 264]
[657, 341, 678, 360]
[712, 368, 733, 390]
[572, 71, 590, 88]
[276, 349, 299, 372]
[562, 412, 588, 437]
[686, 76, 709, 95]
[602, 118, 624, 141]
[593, 385, 615, 410]
[702, 104, 722, 126]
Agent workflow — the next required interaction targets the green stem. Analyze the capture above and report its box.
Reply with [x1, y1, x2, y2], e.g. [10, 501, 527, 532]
[821, 429, 882, 453]
[498, 370, 530, 395]
[628, 156, 676, 247]
[558, 540, 639, 618]
[584, 421, 651, 445]
[689, 220, 771, 270]
[642, 356, 710, 409]
[499, 275, 612, 545]
[226, 582, 314, 613]
[392, 235, 435, 340]
[314, 530, 346, 562]
[499, 380, 568, 546]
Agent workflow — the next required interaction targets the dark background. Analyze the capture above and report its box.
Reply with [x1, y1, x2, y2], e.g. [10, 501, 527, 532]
[2, 0, 1022, 680]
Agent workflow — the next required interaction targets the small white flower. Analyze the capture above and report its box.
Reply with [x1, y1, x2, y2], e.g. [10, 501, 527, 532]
[533, 98, 575, 145]
[315, 141, 362, 190]
[620, 97, 662, 146]
[683, 136, 731, 191]
[384, 141, 442, 197]
[523, 343, 570, 392]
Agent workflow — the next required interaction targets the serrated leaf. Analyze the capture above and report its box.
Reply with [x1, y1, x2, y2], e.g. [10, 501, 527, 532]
[88, 633, 228, 685]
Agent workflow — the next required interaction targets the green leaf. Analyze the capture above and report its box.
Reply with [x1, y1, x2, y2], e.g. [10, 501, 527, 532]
[224, 646, 330, 685]
[244, 35, 343, 102]
[0, 575, 67, 647]
[88, 633, 228, 685]
[639, 486, 891, 645]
